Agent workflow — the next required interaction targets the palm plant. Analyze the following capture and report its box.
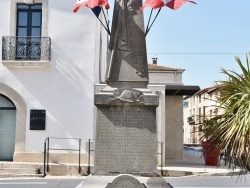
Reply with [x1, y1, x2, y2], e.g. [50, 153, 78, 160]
[201, 53, 250, 171]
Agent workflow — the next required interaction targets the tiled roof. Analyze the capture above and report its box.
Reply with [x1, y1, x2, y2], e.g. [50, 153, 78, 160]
[194, 83, 227, 95]
[148, 64, 182, 71]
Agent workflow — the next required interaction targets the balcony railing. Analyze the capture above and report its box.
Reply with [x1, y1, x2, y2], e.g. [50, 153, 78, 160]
[2, 36, 51, 61]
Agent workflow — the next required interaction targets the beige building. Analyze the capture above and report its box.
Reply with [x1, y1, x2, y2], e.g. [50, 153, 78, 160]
[183, 85, 223, 144]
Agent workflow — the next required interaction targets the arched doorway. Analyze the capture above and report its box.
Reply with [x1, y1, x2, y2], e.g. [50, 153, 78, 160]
[0, 94, 16, 161]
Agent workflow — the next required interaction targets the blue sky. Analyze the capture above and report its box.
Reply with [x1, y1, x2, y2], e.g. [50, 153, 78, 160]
[104, 0, 250, 89]
[142, 0, 250, 89]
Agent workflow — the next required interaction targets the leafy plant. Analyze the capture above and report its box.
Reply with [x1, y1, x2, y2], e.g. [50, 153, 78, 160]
[199, 116, 221, 141]
[201, 53, 250, 171]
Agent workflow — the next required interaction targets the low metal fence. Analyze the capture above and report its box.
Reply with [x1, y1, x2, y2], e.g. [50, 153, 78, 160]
[158, 142, 163, 176]
[87, 139, 95, 175]
[43, 137, 81, 177]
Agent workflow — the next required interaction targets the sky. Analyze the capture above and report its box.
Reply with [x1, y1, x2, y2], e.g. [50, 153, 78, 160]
[144, 0, 250, 89]
[105, 0, 250, 89]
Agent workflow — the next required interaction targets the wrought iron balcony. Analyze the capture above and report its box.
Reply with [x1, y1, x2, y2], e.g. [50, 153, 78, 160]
[2, 36, 51, 61]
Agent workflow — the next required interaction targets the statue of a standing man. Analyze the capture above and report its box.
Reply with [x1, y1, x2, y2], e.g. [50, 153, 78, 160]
[106, 0, 149, 89]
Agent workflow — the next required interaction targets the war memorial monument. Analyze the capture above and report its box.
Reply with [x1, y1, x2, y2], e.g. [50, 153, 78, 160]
[78, 0, 172, 187]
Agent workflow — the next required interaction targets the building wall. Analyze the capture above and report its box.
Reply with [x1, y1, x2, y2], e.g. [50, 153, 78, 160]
[149, 68, 185, 162]
[165, 96, 184, 159]
[149, 71, 183, 85]
[183, 98, 191, 144]
[147, 85, 166, 165]
[0, 0, 107, 163]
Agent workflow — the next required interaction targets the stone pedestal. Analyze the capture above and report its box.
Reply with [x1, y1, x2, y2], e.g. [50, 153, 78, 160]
[94, 88, 159, 175]
[76, 87, 167, 188]
[94, 88, 158, 175]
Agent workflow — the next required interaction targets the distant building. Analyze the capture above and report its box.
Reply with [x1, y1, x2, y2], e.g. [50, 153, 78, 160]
[183, 85, 224, 144]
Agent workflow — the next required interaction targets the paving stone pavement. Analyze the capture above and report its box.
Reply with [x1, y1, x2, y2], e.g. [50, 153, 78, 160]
[161, 153, 244, 177]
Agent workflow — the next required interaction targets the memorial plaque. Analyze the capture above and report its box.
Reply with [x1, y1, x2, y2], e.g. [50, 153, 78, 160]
[94, 106, 157, 175]
[105, 175, 146, 188]
[30, 109, 46, 130]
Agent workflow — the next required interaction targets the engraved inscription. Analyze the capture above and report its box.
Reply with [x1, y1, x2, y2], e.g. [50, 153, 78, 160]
[95, 107, 126, 174]
[94, 106, 157, 175]
[126, 107, 157, 173]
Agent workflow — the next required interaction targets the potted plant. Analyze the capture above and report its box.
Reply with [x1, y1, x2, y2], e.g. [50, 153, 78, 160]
[199, 54, 250, 172]
[199, 117, 221, 166]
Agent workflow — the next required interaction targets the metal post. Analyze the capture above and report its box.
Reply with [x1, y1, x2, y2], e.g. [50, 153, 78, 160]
[161, 142, 163, 176]
[224, 150, 227, 165]
[87, 139, 91, 175]
[79, 139, 81, 174]
[43, 141, 46, 177]
[47, 137, 49, 172]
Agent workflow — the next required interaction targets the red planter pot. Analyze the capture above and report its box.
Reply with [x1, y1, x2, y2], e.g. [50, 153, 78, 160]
[202, 141, 220, 166]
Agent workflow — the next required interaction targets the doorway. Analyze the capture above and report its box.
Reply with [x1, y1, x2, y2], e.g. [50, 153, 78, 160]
[16, 4, 42, 60]
[0, 95, 16, 161]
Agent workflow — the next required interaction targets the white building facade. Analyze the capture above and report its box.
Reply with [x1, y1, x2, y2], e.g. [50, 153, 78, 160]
[0, 0, 200, 170]
[0, 0, 107, 163]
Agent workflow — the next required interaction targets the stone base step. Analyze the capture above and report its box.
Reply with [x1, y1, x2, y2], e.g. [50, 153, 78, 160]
[0, 168, 38, 175]
[43, 164, 94, 176]
[0, 162, 42, 169]
[0, 162, 94, 177]
[0, 162, 42, 177]
[0, 173, 43, 178]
